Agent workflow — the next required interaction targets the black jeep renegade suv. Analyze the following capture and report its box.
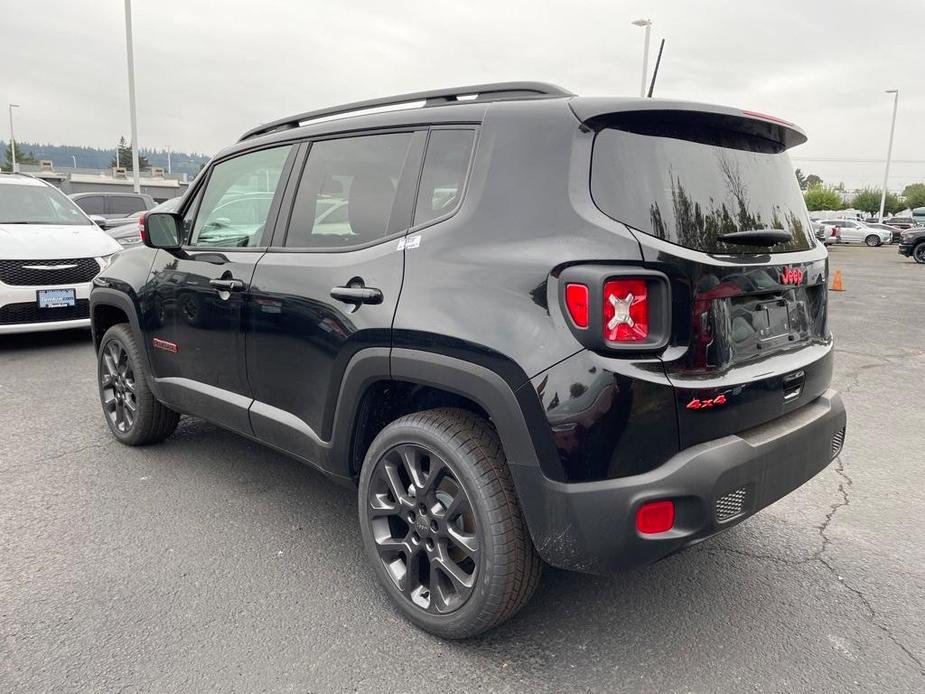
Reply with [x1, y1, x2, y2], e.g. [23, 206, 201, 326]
[90, 82, 847, 638]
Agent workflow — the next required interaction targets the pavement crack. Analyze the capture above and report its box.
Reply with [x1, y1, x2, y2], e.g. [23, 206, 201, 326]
[813, 455, 925, 675]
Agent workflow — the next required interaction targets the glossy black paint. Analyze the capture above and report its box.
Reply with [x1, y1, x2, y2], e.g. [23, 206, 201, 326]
[91, 90, 843, 574]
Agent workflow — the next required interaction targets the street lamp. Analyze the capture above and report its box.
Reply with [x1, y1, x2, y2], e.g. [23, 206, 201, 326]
[631, 19, 652, 98]
[878, 89, 899, 223]
[8, 104, 20, 172]
[123, 0, 141, 192]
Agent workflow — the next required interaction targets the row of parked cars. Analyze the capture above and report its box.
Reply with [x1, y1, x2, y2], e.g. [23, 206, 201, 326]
[813, 216, 924, 249]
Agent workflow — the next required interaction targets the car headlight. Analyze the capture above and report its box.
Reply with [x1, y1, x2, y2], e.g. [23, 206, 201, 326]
[96, 254, 116, 271]
[117, 236, 143, 247]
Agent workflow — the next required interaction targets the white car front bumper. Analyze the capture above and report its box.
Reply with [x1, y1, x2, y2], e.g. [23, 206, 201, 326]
[0, 280, 94, 335]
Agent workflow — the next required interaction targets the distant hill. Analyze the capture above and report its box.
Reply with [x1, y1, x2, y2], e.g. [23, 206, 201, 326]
[0, 141, 211, 177]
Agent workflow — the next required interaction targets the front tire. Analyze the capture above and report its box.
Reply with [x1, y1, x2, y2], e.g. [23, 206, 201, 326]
[358, 408, 541, 638]
[914, 243, 925, 264]
[97, 324, 179, 445]
[865, 234, 882, 247]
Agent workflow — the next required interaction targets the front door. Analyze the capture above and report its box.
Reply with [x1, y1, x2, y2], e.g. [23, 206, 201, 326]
[144, 144, 296, 434]
[246, 131, 425, 471]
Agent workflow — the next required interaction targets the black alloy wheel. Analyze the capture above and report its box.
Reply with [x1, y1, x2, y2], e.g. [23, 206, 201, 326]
[358, 408, 541, 639]
[97, 324, 180, 445]
[100, 339, 137, 433]
[914, 243, 925, 264]
[366, 442, 480, 614]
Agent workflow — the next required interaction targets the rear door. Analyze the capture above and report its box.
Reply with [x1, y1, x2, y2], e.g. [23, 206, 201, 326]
[144, 144, 296, 434]
[589, 114, 831, 448]
[245, 130, 425, 468]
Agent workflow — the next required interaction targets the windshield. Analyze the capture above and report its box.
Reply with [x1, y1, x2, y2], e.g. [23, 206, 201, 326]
[591, 126, 815, 254]
[0, 183, 92, 226]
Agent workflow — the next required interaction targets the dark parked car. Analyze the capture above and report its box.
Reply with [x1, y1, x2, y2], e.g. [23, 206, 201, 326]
[898, 227, 925, 263]
[89, 82, 846, 638]
[70, 191, 156, 229]
[883, 216, 917, 230]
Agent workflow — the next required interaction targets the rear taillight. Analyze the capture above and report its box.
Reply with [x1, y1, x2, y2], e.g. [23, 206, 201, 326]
[636, 500, 675, 534]
[564, 283, 590, 328]
[603, 279, 648, 342]
[138, 212, 149, 244]
[557, 267, 671, 353]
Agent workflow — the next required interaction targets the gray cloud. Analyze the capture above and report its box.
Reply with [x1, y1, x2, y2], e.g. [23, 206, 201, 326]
[4, 0, 924, 189]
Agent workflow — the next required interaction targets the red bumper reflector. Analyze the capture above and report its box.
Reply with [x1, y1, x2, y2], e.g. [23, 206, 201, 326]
[564, 283, 590, 328]
[636, 500, 675, 534]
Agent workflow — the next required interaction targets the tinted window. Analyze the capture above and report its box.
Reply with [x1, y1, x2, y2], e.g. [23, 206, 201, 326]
[591, 127, 814, 254]
[110, 196, 147, 215]
[414, 129, 474, 226]
[0, 184, 91, 225]
[285, 133, 413, 249]
[190, 145, 292, 248]
[75, 195, 104, 215]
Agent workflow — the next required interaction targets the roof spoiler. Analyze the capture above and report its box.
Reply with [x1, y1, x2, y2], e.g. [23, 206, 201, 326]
[570, 97, 807, 151]
[239, 82, 574, 142]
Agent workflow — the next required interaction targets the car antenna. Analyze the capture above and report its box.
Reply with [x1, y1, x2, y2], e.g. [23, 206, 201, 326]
[647, 38, 665, 97]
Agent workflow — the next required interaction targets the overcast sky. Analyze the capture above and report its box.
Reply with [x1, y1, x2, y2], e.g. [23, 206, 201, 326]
[5, 0, 924, 190]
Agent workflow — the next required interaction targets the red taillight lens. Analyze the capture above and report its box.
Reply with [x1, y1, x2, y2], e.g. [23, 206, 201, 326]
[603, 279, 648, 342]
[564, 283, 590, 328]
[138, 212, 148, 245]
[636, 500, 675, 534]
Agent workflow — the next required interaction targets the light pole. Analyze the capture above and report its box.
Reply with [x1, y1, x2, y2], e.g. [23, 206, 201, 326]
[166, 144, 171, 174]
[631, 19, 652, 98]
[878, 89, 899, 223]
[8, 104, 20, 172]
[123, 0, 141, 192]
[71, 155, 77, 168]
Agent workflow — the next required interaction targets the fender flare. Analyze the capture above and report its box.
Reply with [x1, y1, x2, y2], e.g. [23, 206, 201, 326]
[327, 347, 558, 480]
[89, 287, 158, 394]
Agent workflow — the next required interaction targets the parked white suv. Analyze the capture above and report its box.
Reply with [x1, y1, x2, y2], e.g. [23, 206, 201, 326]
[817, 219, 892, 247]
[0, 173, 121, 334]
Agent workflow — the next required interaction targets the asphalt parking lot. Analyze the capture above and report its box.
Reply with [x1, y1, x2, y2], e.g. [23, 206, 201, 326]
[1, 246, 923, 693]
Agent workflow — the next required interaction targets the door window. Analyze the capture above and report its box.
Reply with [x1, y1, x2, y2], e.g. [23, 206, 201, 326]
[414, 129, 475, 226]
[284, 133, 414, 249]
[190, 145, 293, 248]
[110, 196, 147, 215]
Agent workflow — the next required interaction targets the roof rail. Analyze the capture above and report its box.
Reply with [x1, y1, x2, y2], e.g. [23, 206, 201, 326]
[239, 81, 573, 142]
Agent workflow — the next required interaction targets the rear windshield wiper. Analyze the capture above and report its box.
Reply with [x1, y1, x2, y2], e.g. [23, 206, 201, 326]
[717, 229, 793, 246]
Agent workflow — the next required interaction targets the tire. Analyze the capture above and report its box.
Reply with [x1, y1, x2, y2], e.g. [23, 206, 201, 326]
[97, 323, 180, 445]
[914, 243, 925, 264]
[358, 408, 541, 638]
[865, 234, 881, 247]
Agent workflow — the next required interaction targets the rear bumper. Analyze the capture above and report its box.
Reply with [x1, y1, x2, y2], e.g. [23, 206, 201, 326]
[510, 389, 846, 574]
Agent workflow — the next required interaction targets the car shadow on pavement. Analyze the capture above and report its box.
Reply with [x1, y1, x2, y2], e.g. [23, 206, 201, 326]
[0, 328, 92, 352]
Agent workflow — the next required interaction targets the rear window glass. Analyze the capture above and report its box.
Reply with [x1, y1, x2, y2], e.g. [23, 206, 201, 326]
[591, 127, 815, 254]
[74, 195, 104, 214]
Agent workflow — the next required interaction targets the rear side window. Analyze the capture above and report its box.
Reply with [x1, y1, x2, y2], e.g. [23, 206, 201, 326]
[109, 196, 147, 215]
[414, 129, 475, 226]
[75, 195, 103, 214]
[591, 126, 815, 254]
[285, 133, 414, 249]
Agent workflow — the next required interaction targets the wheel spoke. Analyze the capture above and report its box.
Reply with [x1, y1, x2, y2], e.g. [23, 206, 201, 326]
[369, 492, 402, 517]
[102, 392, 117, 412]
[418, 456, 447, 496]
[432, 554, 475, 591]
[382, 462, 413, 509]
[441, 493, 464, 522]
[446, 525, 479, 558]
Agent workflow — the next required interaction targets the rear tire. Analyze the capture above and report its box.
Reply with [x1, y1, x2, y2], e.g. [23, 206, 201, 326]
[865, 234, 881, 247]
[357, 408, 541, 638]
[914, 243, 925, 264]
[97, 324, 179, 445]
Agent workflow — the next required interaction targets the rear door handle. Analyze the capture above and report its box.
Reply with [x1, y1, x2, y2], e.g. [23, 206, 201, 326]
[209, 278, 247, 292]
[330, 285, 383, 305]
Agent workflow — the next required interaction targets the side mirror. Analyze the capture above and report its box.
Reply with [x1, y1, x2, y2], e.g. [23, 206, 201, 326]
[90, 215, 108, 229]
[141, 212, 183, 250]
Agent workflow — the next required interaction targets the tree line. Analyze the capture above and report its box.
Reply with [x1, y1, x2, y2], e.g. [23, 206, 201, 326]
[795, 168, 925, 214]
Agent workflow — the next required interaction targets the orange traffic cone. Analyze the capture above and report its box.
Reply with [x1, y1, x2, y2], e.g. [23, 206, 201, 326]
[831, 270, 845, 292]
